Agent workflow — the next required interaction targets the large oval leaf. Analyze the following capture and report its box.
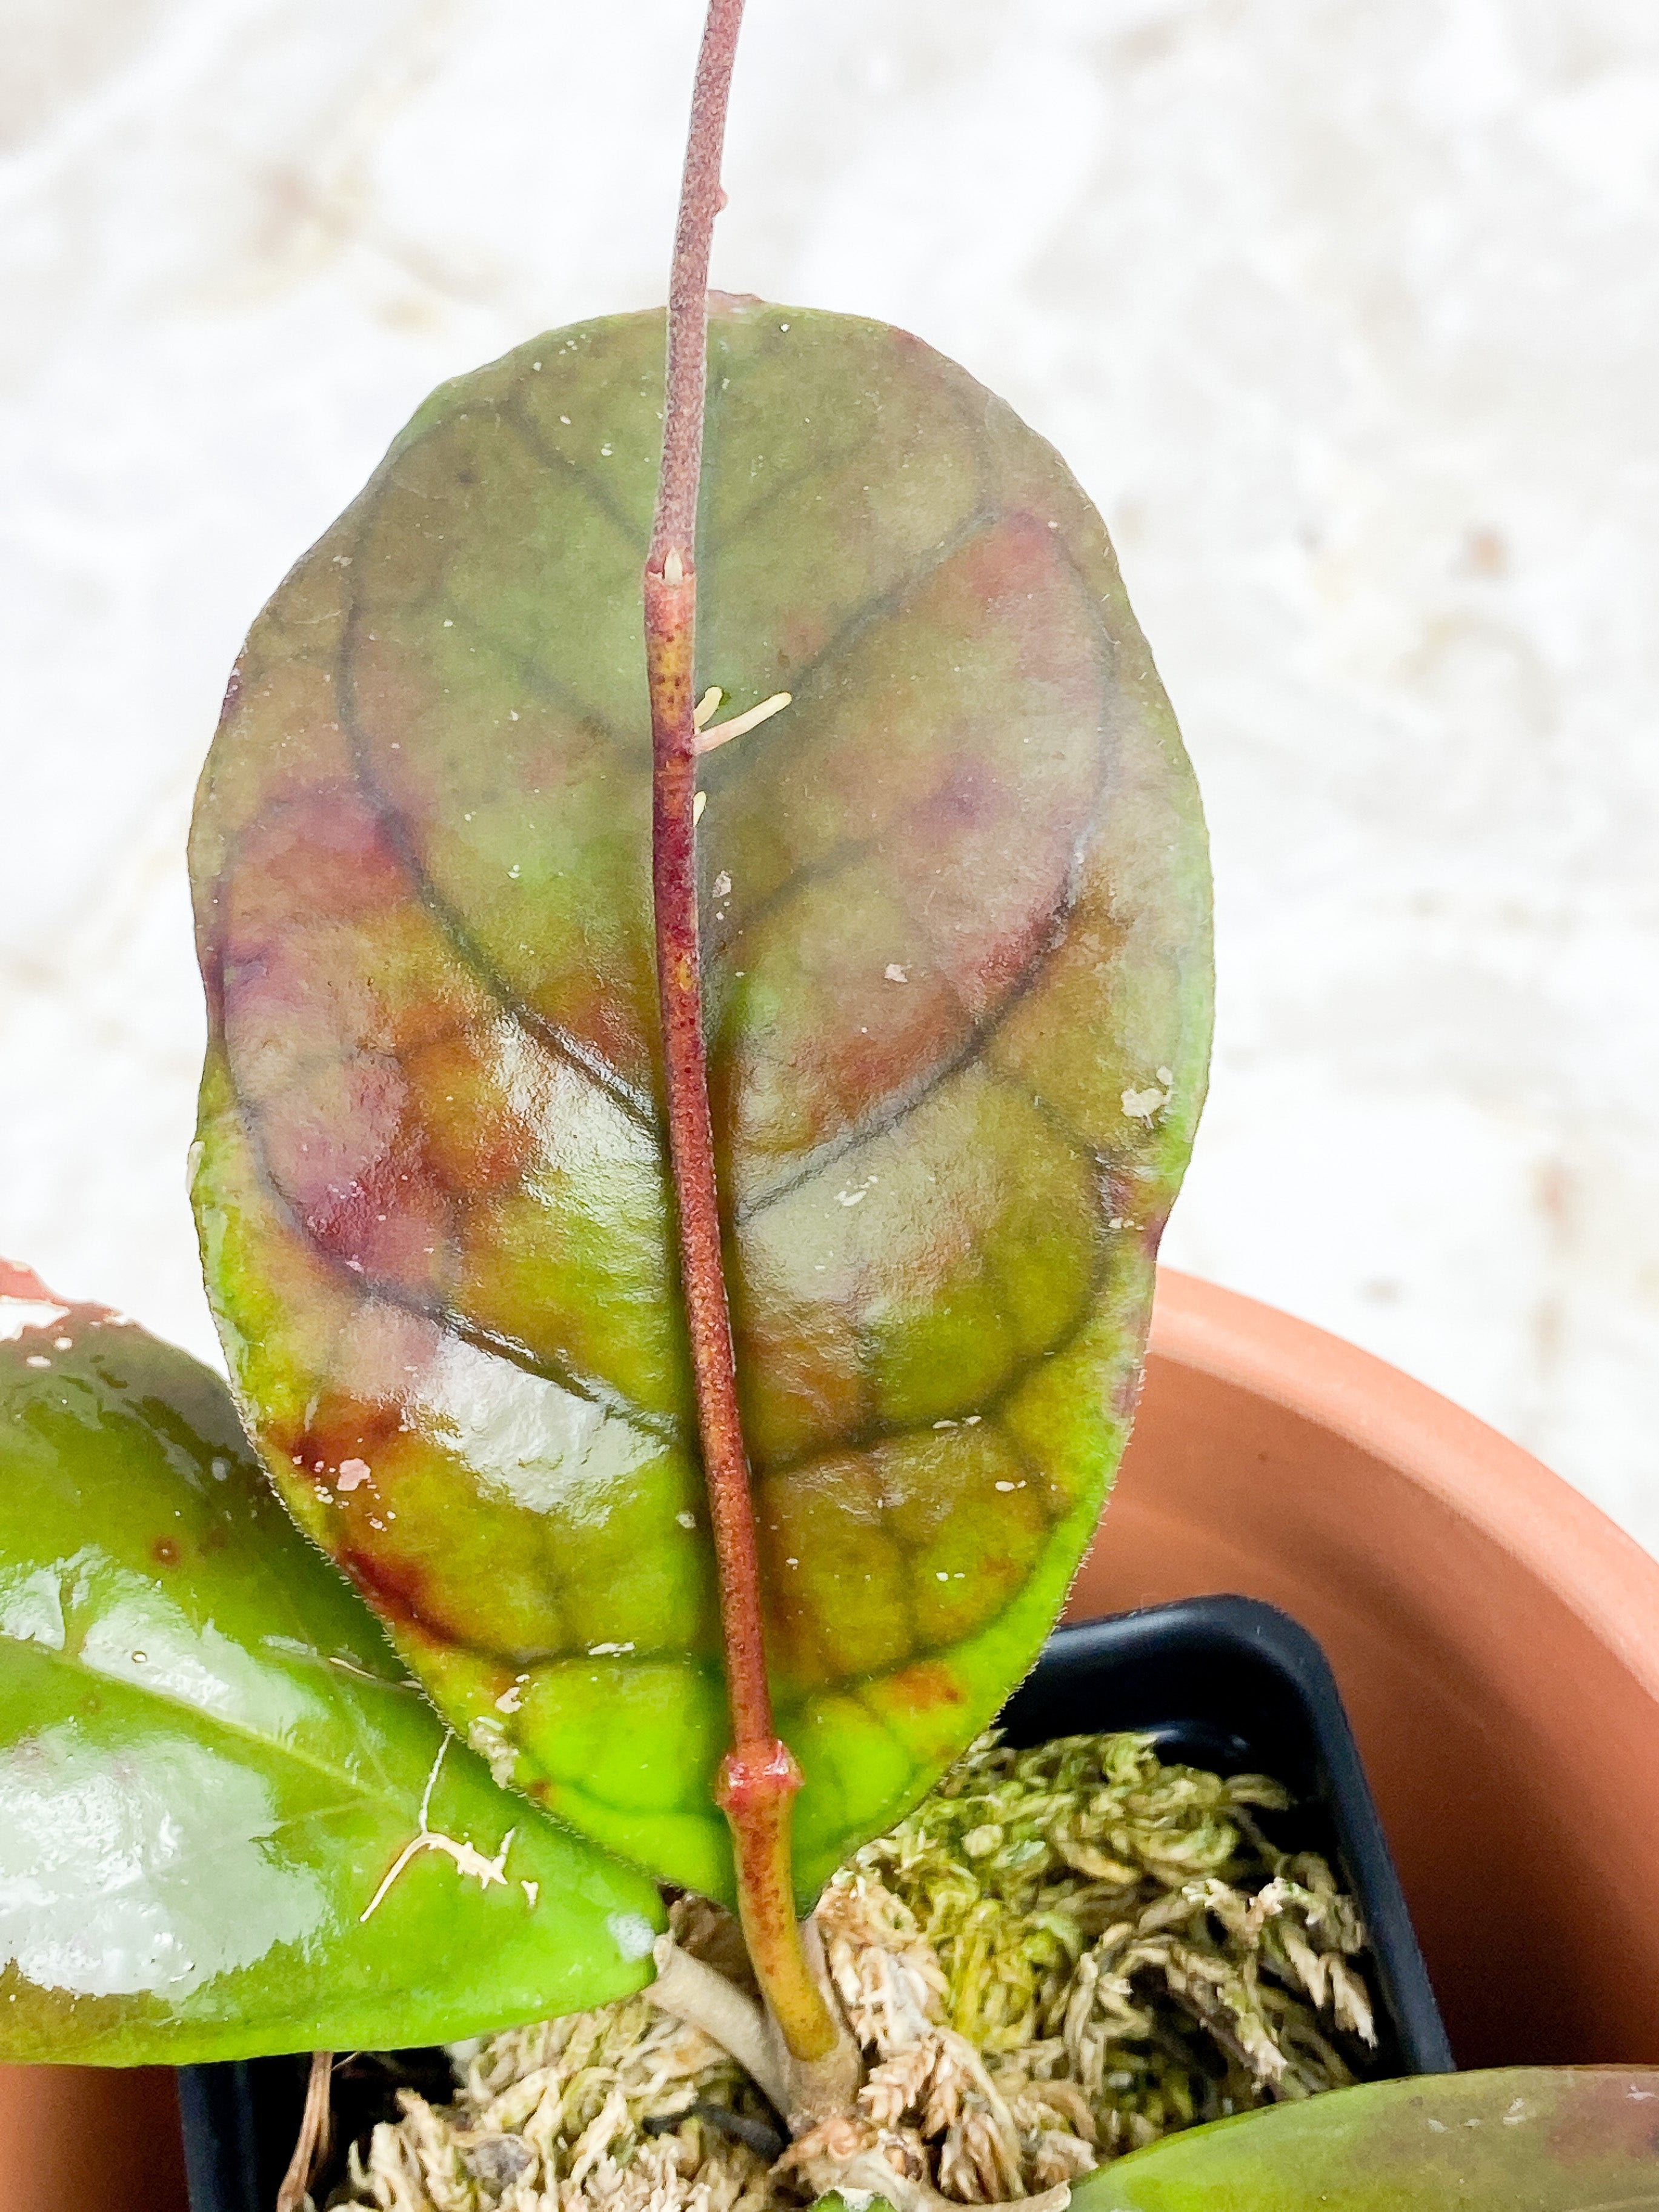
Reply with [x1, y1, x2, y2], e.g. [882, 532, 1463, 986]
[1068, 2067, 1659, 2208]
[0, 1266, 663, 2062]
[190, 299, 1211, 1905]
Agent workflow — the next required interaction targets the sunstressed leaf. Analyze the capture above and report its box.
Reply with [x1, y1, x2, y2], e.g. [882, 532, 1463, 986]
[0, 1265, 663, 2062]
[1066, 2067, 1659, 2208]
[190, 300, 1211, 1905]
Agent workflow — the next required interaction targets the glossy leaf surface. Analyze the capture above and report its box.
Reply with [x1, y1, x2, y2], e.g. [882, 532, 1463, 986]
[1069, 2067, 1659, 2209]
[190, 301, 1211, 1904]
[0, 1269, 663, 2063]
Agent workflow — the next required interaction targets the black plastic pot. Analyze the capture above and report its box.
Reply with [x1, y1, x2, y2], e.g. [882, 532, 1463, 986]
[178, 1594, 1451, 2208]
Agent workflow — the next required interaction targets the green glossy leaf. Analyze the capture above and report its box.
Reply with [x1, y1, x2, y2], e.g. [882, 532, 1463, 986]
[0, 1269, 663, 2063]
[190, 300, 1211, 1905]
[1068, 2068, 1659, 2208]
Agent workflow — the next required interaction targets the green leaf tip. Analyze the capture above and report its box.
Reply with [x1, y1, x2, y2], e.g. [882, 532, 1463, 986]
[1070, 2066, 1659, 2209]
[0, 1274, 664, 2064]
[189, 300, 1212, 1906]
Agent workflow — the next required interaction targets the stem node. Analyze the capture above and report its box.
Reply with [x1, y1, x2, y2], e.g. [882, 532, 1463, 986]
[716, 1737, 803, 1817]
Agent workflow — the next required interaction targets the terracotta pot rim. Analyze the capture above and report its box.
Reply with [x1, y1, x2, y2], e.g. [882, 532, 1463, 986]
[1148, 1268, 1659, 1701]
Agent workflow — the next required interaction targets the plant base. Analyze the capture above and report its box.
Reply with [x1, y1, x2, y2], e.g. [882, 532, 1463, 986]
[331, 1732, 1384, 2209]
[181, 1601, 1447, 2212]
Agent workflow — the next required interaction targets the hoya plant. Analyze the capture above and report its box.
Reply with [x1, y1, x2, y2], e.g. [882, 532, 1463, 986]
[181, 0, 1209, 2094]
[3, 2, 1655, 2207]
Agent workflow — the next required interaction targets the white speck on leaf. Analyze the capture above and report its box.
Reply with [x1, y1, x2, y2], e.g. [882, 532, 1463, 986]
[337, 1459, 371, 1492]
[885, 963, 908, 982]
[607, 1911, 657, 1962]
[521, 1879, 539, 1908]
[676, 1509, 696, 1530]
[467, 1718, 517, 1787]
[713, 871, 731, 898]
[588, 1641, 636, 1658]
[1122, 1078, 1171, 1123]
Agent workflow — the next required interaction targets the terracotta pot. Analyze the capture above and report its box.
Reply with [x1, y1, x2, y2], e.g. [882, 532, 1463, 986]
[5, 1269, 1658, 2206]
[0, 2065, 187, 2212]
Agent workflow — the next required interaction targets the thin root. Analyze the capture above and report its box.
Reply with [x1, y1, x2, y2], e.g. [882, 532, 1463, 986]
[276, 2049, 333, 2212]
[695, 691, 791, 753]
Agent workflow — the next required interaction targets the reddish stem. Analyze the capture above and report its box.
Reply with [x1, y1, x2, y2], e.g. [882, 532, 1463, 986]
[648, 0, 742, 576]
[645, 0, 837, 2065]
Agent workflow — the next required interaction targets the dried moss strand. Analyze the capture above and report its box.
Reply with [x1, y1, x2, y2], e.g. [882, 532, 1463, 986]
[278, 2049, 333, 2212]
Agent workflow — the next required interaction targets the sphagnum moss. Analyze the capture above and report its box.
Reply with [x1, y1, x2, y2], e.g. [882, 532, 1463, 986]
[336, 1735, 1377, 2212]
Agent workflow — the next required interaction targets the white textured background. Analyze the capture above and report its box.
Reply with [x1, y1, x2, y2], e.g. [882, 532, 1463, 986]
[2, 1, 1657, 1546]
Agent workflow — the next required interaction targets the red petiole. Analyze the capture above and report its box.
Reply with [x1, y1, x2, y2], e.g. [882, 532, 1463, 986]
[643, 0, 837, 2067]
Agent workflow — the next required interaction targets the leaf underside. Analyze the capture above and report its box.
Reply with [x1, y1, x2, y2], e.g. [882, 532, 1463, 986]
[1066, 2065, 1659, 2208]
[0, 1291, 663, 2063]
[190, 300, 1212, 1905]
